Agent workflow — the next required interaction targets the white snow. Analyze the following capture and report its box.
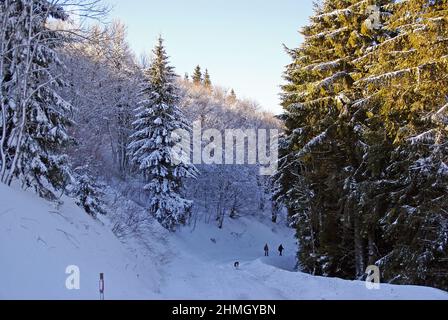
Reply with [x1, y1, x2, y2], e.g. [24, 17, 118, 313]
[312, 9, 352, 22]
[308, 27, 349, 41]
[296, 131, 328, 158]
[1, 183, 448, 300]
[315, 71, 348, 90]
[358, 68, 413, 85]
[0, 183, 160, 300]
[306, 59, 344, 72]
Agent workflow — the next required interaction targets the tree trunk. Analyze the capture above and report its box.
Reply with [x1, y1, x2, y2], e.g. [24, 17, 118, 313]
[354, 213, 365, 278]
[368, 230, 376, 266]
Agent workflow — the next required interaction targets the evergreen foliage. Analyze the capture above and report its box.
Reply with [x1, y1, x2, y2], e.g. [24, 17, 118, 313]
[192, 65, 203, 85]
[276, 0, 448, 290]
[204, 69, 212, 88]
[128, 37, 198, 231]
[72, 166, 107, 218]
[0, 0, 73, 200]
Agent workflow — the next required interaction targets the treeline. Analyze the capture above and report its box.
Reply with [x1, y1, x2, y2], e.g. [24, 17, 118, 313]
[275, 0, 448, 290]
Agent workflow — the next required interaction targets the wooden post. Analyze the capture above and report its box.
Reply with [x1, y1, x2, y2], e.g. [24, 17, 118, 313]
[99, 273, 105, 300]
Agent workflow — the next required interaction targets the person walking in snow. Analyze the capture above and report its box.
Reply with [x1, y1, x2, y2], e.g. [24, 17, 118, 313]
[278, 244, 284, 256]
[264, 244, 269, 257]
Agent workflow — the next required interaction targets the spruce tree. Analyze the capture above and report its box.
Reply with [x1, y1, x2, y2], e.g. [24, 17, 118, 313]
[72, 167, 107, 218]
[204, 69, 212, 88]
[192, 65, 202, 85]
[355, 0, 448, 289]
[0, 0, 73, 200]
[277, 0, 448, 290]
[128, 37, 198, 231]
[276, 0, 393, 278]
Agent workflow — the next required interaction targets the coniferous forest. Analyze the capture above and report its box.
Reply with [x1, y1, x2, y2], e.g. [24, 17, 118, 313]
[275, 0, 448, 290]
[0, 0, 447, 299]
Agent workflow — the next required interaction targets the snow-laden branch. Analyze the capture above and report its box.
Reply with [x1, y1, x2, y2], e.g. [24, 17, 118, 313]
[356, 68, 413, 86]
[305, 59, 345, 72]
[308, 27, 348, 41]
[296, 130, 328, 159]
[315, 71, 349, 91]
[311, 9, 352, 22]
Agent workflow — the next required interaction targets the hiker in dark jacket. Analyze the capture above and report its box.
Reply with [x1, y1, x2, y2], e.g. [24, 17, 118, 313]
[278, 244, 284, 256]
[264, 244, 269, 256]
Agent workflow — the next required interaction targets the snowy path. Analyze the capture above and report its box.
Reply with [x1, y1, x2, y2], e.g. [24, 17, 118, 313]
[157, 217, 448, 300]
[157, 216, 300, 299]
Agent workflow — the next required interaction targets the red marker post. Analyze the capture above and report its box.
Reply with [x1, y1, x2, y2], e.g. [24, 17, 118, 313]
[99, 273, 105, 300]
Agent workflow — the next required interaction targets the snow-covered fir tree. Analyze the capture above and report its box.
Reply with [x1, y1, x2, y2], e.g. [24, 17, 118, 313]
[129, 36, 198, 231]
[71, 166, 107, 218]
[0, 0, 73, 200]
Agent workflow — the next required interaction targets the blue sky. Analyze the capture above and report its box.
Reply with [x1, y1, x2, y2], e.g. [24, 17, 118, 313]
[103, 0, 315, 114]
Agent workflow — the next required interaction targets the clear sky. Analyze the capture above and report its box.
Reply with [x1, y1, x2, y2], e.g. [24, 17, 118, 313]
[103, 0, 315, 114]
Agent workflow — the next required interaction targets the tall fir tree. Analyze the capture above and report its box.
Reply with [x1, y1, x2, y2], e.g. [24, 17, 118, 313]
[355, 0, 448, 289]
[128, 37, 198, 231]
[203, 69, 212, 88]
[277, 0, 448, 291]
[0, 0, 73, 200]
[275, 0, 393, 278]
[192, 65, 202, 85]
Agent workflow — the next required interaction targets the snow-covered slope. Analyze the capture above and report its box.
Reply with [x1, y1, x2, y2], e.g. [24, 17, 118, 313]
[0, 183, 159, 300]
[1, 184, 447, 300]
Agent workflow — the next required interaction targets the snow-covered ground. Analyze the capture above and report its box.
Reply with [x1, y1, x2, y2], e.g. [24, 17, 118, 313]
[1, 183, 447, 300]
[0, 183, 160, 300]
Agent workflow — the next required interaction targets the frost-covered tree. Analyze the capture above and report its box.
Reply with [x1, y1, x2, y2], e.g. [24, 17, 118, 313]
[179, 81, 281, 229]
[128, 37, 198, 231]
[59, 21, 141, 178]
[0, 0, 74, 200]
